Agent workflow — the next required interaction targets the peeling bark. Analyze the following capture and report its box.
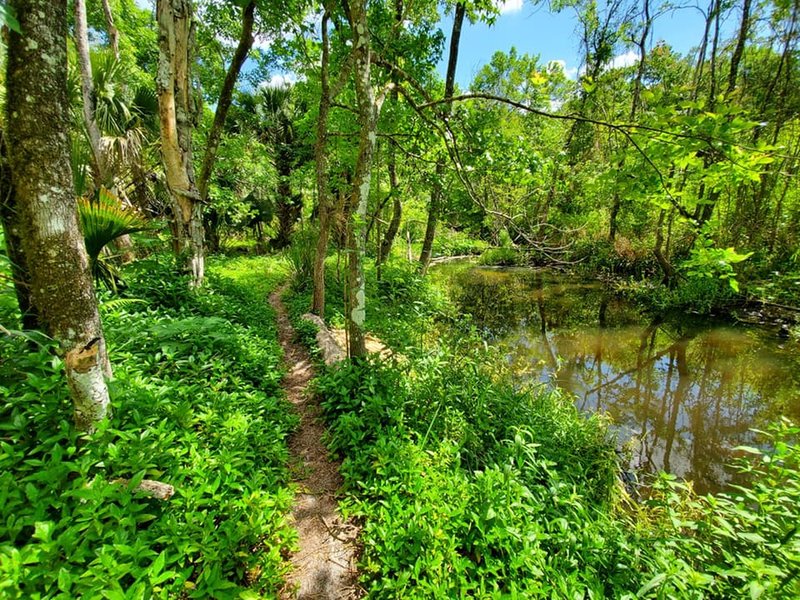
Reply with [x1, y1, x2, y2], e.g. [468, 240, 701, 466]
[156, 0, 204, 286]
[7, 0, 111, 431]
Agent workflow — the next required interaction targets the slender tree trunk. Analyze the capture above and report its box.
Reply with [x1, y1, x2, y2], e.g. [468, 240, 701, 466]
[7, 0, 111, 430]
[377, 0, 403, 265]
[100, 0, 120, 60]
[312, 9, 333, 316]
[609, 0, 650, 241]
[419, 1, 465, 274]
[197, 1, 255, 252]
[345, 0, 379, 358]
[74, 0, 105, 188]
[653, 208, 674, 285]
[76, 0, 136, 261]
[378, 134, 401, 264]
[0, 130, 38, 330]
[156, 0, 204, 286]
[197, 0, 255, 204]
[726, 0, 752, 96]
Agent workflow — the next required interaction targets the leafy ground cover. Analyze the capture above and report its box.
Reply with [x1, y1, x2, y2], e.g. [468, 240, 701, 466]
[0, 255, 297, 599]
[289, 258, 800, 599]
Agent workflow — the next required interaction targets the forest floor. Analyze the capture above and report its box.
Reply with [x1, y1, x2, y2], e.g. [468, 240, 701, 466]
[270, 286, 362, 600]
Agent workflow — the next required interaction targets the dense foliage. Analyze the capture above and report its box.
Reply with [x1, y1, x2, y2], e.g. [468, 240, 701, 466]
[289, 261, 800, 598]
[3, 0, 800, 597]
[0, 256, 296, 598]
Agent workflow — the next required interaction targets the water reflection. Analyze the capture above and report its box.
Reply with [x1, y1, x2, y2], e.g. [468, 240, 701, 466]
[442, 265, 800, 494]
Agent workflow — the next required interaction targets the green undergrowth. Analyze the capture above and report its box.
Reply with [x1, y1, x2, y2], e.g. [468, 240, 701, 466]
[285, 257, 451, 352]
[0, 254, 297, 599]
[288, 257, 800, 598]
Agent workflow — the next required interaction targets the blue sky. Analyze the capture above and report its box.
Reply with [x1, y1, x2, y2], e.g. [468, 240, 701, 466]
[132, 0, 739, 90]
[438, 1, 739, 88]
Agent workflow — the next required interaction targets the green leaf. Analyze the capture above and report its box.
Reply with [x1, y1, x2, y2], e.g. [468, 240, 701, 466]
[57, 568, 72, 592]
[150, 551, 166, 577]
[0, 6, 21, 33]
[637, 572, 667, 596]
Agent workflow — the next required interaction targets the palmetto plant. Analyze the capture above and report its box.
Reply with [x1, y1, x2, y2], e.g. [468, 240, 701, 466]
[79, 187, 148, 291]
[251, 84, 309, 249]
[68, 50, 159, 196]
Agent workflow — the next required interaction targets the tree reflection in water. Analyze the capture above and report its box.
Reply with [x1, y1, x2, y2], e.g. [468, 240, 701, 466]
[443, 264, 800, 494]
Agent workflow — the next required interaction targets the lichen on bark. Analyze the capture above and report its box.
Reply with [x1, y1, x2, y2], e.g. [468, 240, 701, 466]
[6, 0, 111, 431]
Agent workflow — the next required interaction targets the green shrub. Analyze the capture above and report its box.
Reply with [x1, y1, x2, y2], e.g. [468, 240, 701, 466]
[299, 256, 800, 598]
[433, 228, 489, 257]
[477, 246, 525, 266]
[0, 256, 297, 598]
[285, 227, 317, 291]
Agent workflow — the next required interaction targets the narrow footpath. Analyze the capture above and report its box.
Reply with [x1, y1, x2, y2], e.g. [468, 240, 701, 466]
[269, 287, 361, 600]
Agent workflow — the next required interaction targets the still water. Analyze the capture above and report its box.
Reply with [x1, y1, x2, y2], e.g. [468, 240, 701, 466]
[440, 264, 800, 494]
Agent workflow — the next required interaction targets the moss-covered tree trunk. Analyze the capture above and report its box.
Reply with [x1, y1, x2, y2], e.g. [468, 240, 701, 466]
[156, 0, 205, 287]
[7, 0, 111, 431]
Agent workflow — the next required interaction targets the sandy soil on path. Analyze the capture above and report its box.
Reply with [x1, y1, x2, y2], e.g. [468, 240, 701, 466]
[269, 287, 362, 600]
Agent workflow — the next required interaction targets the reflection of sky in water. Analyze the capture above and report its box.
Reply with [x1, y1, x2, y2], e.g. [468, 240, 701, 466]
[445, 266, 800, 494]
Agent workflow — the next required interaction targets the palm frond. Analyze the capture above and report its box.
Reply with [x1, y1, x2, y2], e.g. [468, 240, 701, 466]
[79, 188, 148, 290]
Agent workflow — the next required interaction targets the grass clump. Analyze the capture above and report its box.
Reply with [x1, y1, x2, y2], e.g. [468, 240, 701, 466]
[0, 255, 297, 599]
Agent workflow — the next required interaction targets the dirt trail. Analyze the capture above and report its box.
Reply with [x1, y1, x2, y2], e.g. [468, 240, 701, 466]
[269, 287, 361, 600]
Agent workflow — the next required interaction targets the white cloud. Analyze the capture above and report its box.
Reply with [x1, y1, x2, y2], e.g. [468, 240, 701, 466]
[609, 50, 640, 70]
[133, 0, 151, 9]
[548, 59, 579, 80]
[260, 73, 299, 88]
[494, 0, 524, 15]
[253, 34, 273, 51]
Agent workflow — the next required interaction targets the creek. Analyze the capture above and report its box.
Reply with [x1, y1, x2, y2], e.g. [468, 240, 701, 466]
[437, 263, 800, 494]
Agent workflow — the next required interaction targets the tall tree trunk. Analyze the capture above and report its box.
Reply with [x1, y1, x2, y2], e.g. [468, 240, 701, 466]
[377, 0, 403, 266]
[726, 0, 752, 96]
[100, 0, 120, 60]
[197, 1, 255, 204]
[74, 0, 106, 188]
[7, 0, 111, 431]
[419, 1, 465, 274]
[75, 0, 135, 262]
[156, 0, 204, 287]
[378, 143, 401, 264]
[609, 0, 650, 241]
[197, 1, 255, 252]
[311, 10, 333, 316]
[345, 0, 379, 358]
[0, 130, 38, 330]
